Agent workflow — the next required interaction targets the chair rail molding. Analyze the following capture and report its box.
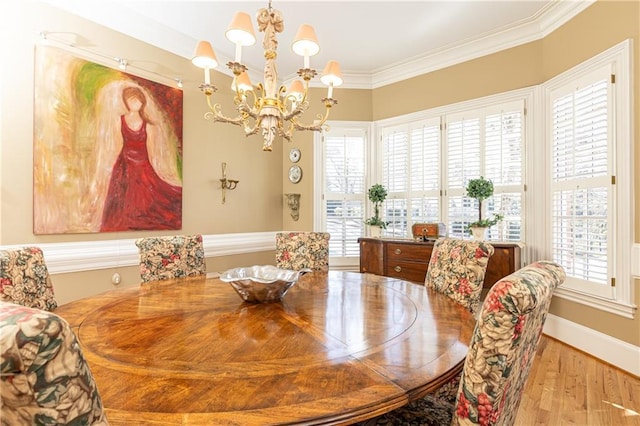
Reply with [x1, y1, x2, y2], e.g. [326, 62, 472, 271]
[0, 232, 278, 274]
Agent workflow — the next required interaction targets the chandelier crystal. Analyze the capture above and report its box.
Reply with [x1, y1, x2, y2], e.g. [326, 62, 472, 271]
[192, 1, 343, 151]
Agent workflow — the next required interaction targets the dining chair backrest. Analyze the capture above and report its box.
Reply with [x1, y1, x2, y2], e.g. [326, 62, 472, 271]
[425, 237, 494, 314]
[135, 234, 206, 283]
[452, 260, 566, 425]
[0, 301, 109, 425]
[0, 247, 57, 311]
[347, 260, 566, 426]
[275, 232, 330, 271]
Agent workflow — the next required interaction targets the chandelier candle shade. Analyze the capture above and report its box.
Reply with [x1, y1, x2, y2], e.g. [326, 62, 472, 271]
[191, 1, 343, 151]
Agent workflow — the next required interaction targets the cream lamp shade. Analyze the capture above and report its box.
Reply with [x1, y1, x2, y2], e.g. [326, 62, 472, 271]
[288, 80, 305, 102]
[225, 12, 256, 46]
[291, 24, 320, 57]
[231, 71, 254, 93]
[320, 61, 343, 87]
[191, 41, 219, 69]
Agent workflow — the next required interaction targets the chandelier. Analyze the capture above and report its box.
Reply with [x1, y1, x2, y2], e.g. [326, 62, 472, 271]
[191, 1, 343, 151]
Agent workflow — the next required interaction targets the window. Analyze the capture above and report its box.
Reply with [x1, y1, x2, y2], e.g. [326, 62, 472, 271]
[375, 101, 525, 243]
[444, 102, 524, 241]
[380, 118, 441, 238]
[543, 39, 634, 315]
[550, 68, 611, 296]
[316, 124, 369, 266]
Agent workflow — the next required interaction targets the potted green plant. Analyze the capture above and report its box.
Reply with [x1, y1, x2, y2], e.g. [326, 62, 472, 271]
[465, 176, 503, 240]
[365, 184, 388, 237]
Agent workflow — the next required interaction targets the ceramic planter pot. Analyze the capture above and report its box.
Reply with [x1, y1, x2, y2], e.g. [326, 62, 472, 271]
[470, 226, 487, 241]
[369, 225, 382, 238]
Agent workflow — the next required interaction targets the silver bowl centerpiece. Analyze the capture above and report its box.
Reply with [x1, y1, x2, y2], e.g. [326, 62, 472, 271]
[220, 265, 312, 303]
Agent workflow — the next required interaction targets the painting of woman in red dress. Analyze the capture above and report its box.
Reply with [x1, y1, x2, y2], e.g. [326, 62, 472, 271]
[100, 86, 182, 231]
[33, 47, 183, 234]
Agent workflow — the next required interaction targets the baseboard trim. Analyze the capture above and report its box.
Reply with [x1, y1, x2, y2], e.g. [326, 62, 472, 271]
[0, 232, 278, 274]
[544, 313, 640, 377]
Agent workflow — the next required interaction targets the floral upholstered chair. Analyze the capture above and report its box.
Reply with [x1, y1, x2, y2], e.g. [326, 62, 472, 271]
[275, 232, 330, 271]
[425, 237, 495, 315]
[360, 260, 566, 426]
[135, 234, 206, 283]
[0, 301, 109, 425]
[0, 247, 57, 311]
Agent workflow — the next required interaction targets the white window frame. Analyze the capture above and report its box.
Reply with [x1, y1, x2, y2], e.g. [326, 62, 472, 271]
[539, 39, 635, 318]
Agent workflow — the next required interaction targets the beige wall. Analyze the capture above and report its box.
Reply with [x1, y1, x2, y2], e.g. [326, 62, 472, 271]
[1, 2, 638, 343]
[373, 41, 543, 120]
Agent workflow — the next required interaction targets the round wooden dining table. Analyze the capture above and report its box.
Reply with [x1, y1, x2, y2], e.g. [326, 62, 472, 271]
[54, 270, 475, 425]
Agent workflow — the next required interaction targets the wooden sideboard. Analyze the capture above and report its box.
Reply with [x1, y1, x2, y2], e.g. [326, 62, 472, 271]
[358, 237, 522, 288]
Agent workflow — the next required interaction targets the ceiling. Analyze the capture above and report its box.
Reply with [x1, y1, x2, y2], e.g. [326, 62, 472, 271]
[43, 0, 594, 89]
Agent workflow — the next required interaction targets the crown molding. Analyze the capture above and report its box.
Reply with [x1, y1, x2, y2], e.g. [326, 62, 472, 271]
[42, 0, 596, 91]
[369, 0, 596, 89]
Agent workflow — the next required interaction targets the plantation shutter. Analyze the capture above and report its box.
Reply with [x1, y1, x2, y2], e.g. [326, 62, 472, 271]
[381, 119, 441, 238]
[381, 126, 409, 237]
[444, 101, 524, 240]
[409, 120, 441, 224]
[550, 65, 613, 297]
[323, 128, 366, 258]
[445, 114, 481, 238]
[484, 106, 524, 241]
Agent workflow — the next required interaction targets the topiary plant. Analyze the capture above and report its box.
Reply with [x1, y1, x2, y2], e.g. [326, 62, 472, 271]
[364, 184, 389, 229]
[465, 176, 503, 232]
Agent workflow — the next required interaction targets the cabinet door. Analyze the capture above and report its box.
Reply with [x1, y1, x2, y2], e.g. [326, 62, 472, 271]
[484, 245, 521, 288]
[359, 239, 384, 275]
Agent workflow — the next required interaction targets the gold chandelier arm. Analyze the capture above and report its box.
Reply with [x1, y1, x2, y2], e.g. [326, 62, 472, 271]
[204, 96, 245, 126]
[282, 100, 306, 121]
[278, 120, 294, 142]
[244, 117, 261, 137]
[290, 98, 337, 132]
[234, 86, 260, 119]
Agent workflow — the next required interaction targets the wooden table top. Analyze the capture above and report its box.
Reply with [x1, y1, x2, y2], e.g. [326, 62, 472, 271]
[54, 271, 475, 425]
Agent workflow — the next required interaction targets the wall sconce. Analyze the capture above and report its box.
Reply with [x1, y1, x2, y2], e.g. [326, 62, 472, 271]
[284, 193, 301, 221]
[220, 162, 239, 204]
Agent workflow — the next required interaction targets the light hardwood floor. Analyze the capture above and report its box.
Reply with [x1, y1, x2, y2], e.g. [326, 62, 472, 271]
[516, 335, 640, 425]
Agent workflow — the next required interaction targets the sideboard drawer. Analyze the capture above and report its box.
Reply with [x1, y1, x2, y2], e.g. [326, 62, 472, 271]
[385, 243, 431, 262]
[385, 259, 428, 283]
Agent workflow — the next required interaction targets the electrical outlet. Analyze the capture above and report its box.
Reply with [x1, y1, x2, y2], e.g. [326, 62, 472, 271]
[111, 272, 121, 285]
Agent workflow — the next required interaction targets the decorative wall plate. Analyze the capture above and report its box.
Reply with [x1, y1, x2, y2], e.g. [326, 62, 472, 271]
[289, 147, 301, 163]
[288, 165, 302, 183]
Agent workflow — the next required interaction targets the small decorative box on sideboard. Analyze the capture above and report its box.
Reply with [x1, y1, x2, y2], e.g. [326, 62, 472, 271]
[358, 237, 522, 288]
